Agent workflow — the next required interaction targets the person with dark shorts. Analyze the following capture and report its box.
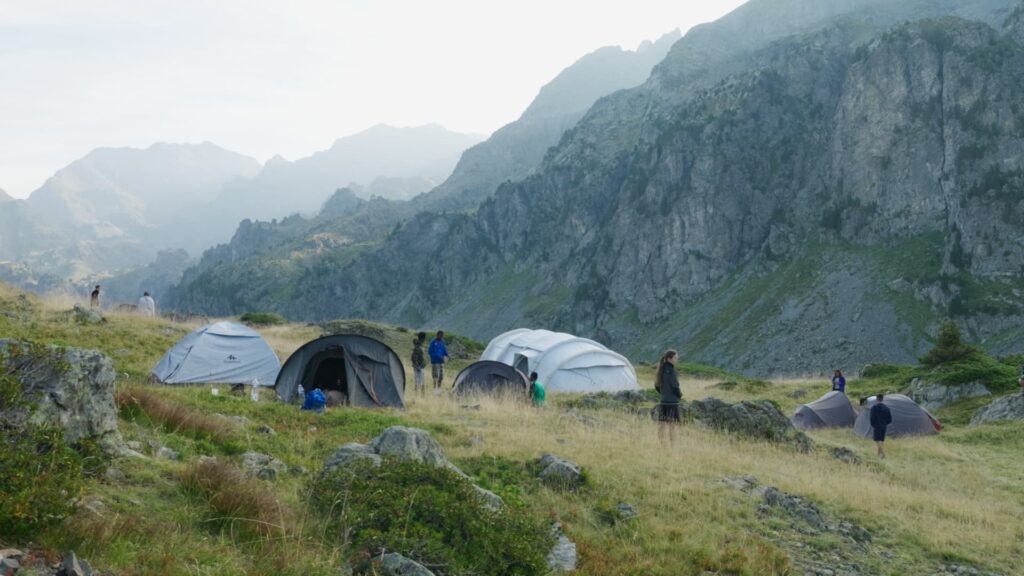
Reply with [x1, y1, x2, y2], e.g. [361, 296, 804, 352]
[655, 349, 681, 446]
[428, 330, 450, 394]
[870, 394, 893, 459]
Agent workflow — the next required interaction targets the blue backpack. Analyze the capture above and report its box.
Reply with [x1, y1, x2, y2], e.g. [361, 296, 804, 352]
[302, 388, 327, 412]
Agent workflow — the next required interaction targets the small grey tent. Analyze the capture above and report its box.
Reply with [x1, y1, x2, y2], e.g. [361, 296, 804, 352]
[452, 361, 530, 397]
[792, 391, 857, 430]
[152, 321, 280, 385]
[275, 334, 405, 408]
[854, 394, 941, 438]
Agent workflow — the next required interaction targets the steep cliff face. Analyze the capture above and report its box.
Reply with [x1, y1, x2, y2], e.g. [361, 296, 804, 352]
[171, 1, 1024, 375]
[302, 14, 1024, 372]
[419, 30, 681, 211]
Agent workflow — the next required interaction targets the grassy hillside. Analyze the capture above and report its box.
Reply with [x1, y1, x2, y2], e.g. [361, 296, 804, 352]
[2, 283, 1023, 575]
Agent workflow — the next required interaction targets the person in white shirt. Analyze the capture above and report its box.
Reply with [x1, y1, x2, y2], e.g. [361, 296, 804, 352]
[138, 292, 156, 317]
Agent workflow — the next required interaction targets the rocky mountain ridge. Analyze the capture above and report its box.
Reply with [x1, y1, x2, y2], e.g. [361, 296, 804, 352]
[172, 0, 1024, 376]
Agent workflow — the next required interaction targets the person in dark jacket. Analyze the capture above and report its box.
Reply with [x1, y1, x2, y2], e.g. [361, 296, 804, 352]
[90, 285, 101, 309]
[869, 394, 894, 459]
[655, 349, 682, 446]
[428, 330, 450, 393]
[411, 332, 427, 395]
[831, 370, 846, 393]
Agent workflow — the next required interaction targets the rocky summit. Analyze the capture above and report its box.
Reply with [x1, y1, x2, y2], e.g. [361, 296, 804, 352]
[168, 0, 1024, 376]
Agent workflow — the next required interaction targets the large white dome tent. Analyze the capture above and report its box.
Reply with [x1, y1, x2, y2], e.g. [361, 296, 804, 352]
[481, 328, 638, 393]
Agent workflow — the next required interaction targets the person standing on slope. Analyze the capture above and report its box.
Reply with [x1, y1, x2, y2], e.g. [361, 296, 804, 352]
[138, 291, 156, 317]
[870, 394, 893, 459]
[411, 332, 427, 395]
[655, 349, 682, 447]
[831, 369, 846, 394]
[90, 285, 101, 309]
[428, 330, 450, 393]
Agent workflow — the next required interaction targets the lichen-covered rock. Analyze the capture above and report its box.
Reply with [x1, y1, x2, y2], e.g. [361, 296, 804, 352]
[0, 340, 124, 454]
[828, 446, 862, 465]
[380, 553, 435, 576]
[372, 426, 450, 467]
[241, 451, 287, 479]
[70, 304, 104, 325]
[691, 398, 812, 452]
[970, 394, 1024, 426]
[907, 378, 991, 410]
[322, 443, 382, 473]
[537, 454, 584, 491]
[546, 523, 577, 572]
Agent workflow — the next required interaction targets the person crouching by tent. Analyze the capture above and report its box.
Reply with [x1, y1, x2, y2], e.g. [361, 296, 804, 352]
[870, 393, 893, 459]
[529, 372, 546, 407]
[831, 369, 846, 394]
[655, 349, 681, 447]
[302, 387, 327, 414]
[428, 330, 450, 394]
[412, 332, 427, 395]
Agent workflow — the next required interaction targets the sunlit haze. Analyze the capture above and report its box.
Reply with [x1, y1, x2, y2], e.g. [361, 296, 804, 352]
[0, 0, 746, 197]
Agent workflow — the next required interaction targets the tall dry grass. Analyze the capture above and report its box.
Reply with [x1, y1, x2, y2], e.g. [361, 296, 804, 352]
[179, 458, 296, 541]
[402, 389, 1024, 574]
[116, 388, 236, 442]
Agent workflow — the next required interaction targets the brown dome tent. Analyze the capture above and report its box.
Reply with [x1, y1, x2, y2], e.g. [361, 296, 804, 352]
[452, 360, 530, 397]
[792, 391, 857, 430]
[275, 334, 405, 408]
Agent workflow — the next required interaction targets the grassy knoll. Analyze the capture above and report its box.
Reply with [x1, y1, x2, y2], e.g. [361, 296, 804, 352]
[2, 283, 1022, 575]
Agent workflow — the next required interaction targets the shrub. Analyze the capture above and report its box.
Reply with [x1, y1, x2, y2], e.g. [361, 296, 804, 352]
[455, 455, 538, 509]
[920, 322, 982, 366]
[239, 312, 286, 326]
[0, 348, 85, 539]
[860, 363, 907, 378]
[310, 460, 552, 576]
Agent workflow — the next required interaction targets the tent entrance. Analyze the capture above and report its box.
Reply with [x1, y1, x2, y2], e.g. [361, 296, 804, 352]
[305, 349, 350, 406]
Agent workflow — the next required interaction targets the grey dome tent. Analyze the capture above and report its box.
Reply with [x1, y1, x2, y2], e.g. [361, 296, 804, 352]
[452, 361, 530, 397]
[792, 391, 857, 430]
[854, 394, 941, 438]
[275, 334, 405, 408]
[152, 321, 280, 385]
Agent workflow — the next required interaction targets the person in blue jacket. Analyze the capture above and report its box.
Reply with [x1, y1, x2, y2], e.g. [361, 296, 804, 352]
[428, 330, 450, 393]
[831, 369, 846, 393]
[869, 394, 894, 459]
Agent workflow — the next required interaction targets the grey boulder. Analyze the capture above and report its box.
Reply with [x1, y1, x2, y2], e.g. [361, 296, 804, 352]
[371, 426, 450, 467]
[970, 393, 1024, 426]
[907, 378, 990, 410]
[380, 553, 435, 576]
[537, 454, 584, 490]
[0, 340, 125, 454]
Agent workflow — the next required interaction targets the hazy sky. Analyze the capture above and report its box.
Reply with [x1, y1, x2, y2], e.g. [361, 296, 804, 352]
[0, 0, 745, 198]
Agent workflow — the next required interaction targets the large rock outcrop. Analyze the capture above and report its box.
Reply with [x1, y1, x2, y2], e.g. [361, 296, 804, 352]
[692, 398, 813, 452]
[970, 393, 1024, 425]
[320, 426, 504, 511]
[907, 378, 991, 410]
[0, 340, 125, 454]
